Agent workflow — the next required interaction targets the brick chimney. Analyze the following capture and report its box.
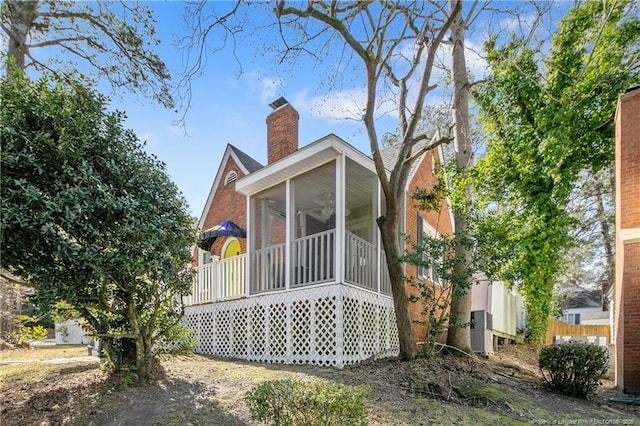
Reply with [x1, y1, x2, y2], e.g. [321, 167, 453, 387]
[266, 97, 299, 164]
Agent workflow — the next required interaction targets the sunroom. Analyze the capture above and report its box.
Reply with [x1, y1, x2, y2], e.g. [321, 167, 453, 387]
[242, 136, 392, 296]
[183, 135, 399, 367]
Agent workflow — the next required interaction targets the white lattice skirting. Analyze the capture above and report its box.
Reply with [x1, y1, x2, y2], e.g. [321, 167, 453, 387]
[183, 283, 399, 367]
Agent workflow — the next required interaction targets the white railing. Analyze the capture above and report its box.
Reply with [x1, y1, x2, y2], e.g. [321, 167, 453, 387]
[185, 254, 246, 305]
[187, 262, 215, 304]
[292, 230, 335, 287]
[219, 255, 246, 300]
[344, 232, 392, 295]
[186, 231, 393, 305]
[251, 243, 286, 294]
[345, 231, 376, 291]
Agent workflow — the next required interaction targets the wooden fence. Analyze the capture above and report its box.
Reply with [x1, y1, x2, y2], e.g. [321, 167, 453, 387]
[545, 318, 610, 345]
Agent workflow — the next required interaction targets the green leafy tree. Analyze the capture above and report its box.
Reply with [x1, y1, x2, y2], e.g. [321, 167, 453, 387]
[0, 0, 173, 107]
[473, 0, 640, 340]
[1, 71, 195, 378]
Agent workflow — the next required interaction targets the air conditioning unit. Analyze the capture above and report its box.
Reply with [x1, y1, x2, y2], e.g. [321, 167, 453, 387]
[471, 310, 494, 355]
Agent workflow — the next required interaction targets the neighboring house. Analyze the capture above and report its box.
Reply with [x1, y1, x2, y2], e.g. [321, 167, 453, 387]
[558, 289, 608, 326]
[470, 274, 526, 355]
[613, 86, 640, 394]
[183, 97, 454, 367]
[0, 270, 33, 339]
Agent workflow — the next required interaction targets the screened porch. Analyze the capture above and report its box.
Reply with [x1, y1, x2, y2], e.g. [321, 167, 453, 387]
[185, 141, 393, 307]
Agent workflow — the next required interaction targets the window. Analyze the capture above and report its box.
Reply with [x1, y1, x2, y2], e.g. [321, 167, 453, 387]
[417, 213, 443, 285]
[200, 248, 212, 264]
[224, 170, 238, 186]
[561, 313, 581, 325]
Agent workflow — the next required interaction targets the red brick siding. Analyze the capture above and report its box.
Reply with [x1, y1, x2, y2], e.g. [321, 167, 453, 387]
[200, 157, 248, 259]
[404, 150, 454, 342]
[615, 88, 640, 393]
[266, 104, 299, 164]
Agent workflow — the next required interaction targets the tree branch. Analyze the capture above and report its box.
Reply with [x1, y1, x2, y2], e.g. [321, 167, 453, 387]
[407, 135, 454, 165]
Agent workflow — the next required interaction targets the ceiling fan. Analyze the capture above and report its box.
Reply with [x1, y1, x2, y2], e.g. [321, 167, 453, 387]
[312, 193, 350, 222]
[313, 193, 335, 221]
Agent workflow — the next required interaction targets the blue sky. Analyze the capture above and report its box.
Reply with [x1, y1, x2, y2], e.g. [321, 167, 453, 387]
[108, 2, 398, 219]
[108, 1, 517, 219]
[8, 1, 562, 220]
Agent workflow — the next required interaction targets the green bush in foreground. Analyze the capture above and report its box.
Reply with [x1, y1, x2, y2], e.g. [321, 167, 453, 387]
[539, 341, 608, 398]
[245, 379, 369, 426]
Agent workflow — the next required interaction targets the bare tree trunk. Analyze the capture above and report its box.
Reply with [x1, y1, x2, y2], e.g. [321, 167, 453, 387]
[378, 204, 418, 360]
[446, 0, 473, 353]
[272, 0, 462, 362]
[592, 171, 614, 305]
[128, 300, 152, 380]
[4, 0, 38, 73]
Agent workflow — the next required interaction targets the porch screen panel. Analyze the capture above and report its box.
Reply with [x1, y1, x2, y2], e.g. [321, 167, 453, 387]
[345, 157, 379, 292]
[291, 161, 336, 287]
[250, 184, 286, 294]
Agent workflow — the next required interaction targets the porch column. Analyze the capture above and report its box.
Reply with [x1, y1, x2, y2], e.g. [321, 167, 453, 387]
[375, 178, 382, 293]
[335, 155, 345, 284]
[285, 179, 293, 290]
[246, 194, 252, 295]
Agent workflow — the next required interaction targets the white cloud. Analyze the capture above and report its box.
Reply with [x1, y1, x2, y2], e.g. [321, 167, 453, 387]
[308, 88, 367, 121]
[260, 77, 283, 103]
[502, 12, 539, 34]
[464, 38, 490, 80]
[0, 34, 7, 64]
[288, 36, 488, 124]
[165, 125, 184, 137]
[239, 71, 285, 105]
[293, 85, 402, 122]
[137, 131, 154, 143]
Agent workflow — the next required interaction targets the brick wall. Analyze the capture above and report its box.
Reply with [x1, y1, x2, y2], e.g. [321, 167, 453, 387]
[404, 149, 454, 342]
[614, 87, 640, 394]
[266, 101, 299, 164]
[201, 157, 248, 258]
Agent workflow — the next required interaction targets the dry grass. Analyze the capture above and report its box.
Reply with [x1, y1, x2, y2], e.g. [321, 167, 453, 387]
[1, 345, 638, 426]
[0, 344, 88, 361]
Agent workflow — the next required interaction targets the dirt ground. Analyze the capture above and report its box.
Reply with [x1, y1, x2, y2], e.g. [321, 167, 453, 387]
[1, 343, 638, 425]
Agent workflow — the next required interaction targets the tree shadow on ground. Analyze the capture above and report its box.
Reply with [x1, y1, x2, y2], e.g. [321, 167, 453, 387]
[1, 362, 248, 426]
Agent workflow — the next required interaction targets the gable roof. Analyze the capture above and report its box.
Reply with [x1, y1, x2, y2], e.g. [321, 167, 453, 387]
[198, 144, 263, 229]
[379, 130, 441, 182]
[229, 145, 263, 173]
[564, 289, 602, 309]
[379, 131, 454, 233]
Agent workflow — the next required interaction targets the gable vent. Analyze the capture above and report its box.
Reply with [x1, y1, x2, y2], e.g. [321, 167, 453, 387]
[224, 171, 238, 186]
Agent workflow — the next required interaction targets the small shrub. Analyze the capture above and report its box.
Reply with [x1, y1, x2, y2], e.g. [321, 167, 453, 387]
[5, 323, 48, 347]
[245, 379, 369, 426]
[538, 341, 608, 398]
[152, 323, 197, 355]
[30, 325, 48, 340]
[118, 365, 139, 386]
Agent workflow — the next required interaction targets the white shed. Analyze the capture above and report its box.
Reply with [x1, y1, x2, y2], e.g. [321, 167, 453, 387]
[55, 319, 90, 345]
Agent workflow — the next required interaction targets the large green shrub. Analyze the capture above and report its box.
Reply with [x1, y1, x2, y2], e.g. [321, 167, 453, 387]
[538, 341, 608, 398]
[245, 379, 369, 426]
